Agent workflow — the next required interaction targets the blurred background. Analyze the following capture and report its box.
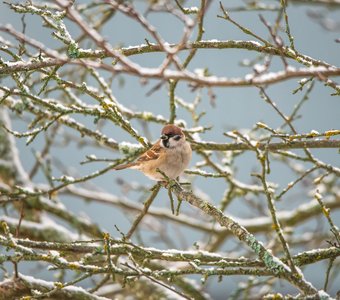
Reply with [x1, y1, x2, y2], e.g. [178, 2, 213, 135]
[0, 0, 339, 298]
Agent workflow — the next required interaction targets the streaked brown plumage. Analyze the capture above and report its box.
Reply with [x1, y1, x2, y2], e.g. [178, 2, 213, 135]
[114, 125, 192, 181]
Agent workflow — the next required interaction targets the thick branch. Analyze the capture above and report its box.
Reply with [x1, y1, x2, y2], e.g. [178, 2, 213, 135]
[169, 184, 320, 295]
[0, 274, 109, 300]
[4, 236, 339, 268]
[2, 58, 340, 87]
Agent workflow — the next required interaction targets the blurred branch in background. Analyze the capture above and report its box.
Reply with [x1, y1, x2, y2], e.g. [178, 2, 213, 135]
[0, 0, 339, 299]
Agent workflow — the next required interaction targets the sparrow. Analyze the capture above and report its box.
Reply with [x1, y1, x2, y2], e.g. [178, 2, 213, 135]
[114, 124, 192, 181]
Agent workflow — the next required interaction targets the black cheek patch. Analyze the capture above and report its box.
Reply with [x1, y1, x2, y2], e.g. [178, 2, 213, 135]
[162, 139, 170, 148]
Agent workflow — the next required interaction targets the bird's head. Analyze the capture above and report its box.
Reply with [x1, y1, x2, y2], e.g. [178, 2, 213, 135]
[160, 124, 185, 148]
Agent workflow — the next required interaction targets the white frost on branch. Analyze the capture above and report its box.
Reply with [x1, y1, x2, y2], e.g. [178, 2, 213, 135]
[19, 274, 110, 300]
[118, 141, 143, 156]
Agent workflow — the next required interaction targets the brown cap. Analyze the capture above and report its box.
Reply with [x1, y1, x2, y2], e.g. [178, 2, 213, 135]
[161, 124, 183, 136]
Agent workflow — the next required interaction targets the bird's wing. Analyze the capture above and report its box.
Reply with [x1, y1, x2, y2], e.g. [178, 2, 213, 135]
[114, 140, 164, 170]
[136, 140, 164, 163]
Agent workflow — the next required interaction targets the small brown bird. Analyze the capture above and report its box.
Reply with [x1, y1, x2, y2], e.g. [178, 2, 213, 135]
[114, 124, 192, 181]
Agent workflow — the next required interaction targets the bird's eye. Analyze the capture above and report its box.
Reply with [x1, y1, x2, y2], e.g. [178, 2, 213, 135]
[173, 135, 181, 141]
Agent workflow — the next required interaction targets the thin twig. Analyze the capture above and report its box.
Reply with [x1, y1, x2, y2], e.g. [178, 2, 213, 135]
[125, 184, 161, 240]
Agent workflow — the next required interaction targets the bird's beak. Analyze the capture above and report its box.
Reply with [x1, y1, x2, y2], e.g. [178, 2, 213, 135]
[161, 134, 168, 140]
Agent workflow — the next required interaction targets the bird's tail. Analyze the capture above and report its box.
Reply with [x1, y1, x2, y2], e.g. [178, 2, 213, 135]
[114, 162, 138, 170]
